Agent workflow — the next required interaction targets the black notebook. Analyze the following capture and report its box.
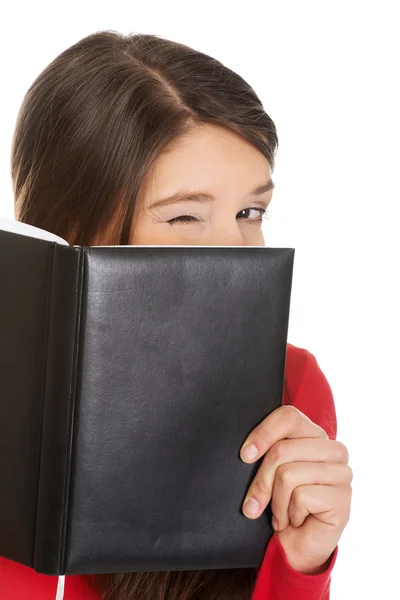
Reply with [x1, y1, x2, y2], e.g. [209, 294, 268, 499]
[0, 218, 295, 576]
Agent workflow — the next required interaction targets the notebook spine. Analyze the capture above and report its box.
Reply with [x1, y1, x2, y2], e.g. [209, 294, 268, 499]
[33, 244, 86, 575]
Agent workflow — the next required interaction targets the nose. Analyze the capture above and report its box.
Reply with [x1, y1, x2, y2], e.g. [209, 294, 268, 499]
[201, 225, 265, 247]
[200, 226, 248, 247]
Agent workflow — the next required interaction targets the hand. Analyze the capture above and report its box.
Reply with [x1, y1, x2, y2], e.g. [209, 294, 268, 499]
[240, 405, 352, 574]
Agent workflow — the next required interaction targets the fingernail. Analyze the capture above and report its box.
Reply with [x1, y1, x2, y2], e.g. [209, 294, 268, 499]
[272, 516, 279, 530]
[241, 443, 258, 461]
[243, 497, 259, 516]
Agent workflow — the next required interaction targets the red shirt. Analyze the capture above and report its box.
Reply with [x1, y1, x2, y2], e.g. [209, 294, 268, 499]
[0, 343, 339, 599]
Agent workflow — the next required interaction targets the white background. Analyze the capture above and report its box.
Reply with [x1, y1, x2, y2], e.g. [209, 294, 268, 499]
[1, 2, 399, 598]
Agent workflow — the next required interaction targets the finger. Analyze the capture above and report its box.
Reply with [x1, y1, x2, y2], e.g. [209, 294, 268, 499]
[271, 462, 353, 529]
[240, 405, 328, 464]
[247, 438, 349, 510]
[243, 459, 352, 521]
[286, 484, 352, 529]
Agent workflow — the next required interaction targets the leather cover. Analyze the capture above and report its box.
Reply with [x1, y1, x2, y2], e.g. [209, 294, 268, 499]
[0, 228, 294, 575]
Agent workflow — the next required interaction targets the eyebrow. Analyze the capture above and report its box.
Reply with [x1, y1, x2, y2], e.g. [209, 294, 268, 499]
[150, 179, 275, 209]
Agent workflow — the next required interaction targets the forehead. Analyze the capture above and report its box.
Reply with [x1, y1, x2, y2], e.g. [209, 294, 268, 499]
[140, 123, 271, 200]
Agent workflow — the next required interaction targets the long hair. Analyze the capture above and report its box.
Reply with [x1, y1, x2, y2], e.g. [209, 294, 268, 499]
[11, 30, 279, 599]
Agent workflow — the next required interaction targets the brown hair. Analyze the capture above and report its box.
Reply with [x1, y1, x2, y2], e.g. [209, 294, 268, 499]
[11, 30, 279, 599]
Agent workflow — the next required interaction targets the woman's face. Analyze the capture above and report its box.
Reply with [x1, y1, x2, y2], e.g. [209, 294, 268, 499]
[130, 123, 274, 246]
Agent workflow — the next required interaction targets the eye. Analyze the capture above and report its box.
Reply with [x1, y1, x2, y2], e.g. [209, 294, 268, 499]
[167, 208, 270, 226]
[167, 215, 199, 225]
[238, 208, 270, 223]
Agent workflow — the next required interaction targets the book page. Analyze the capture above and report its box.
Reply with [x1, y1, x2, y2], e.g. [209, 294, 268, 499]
[0, 218, 69, 246]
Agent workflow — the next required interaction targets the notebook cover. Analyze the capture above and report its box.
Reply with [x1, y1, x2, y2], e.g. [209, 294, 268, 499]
[0, 230, 294, 575]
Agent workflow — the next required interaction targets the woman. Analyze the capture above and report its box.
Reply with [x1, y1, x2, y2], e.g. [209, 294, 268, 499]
[0, 30, 352, 599]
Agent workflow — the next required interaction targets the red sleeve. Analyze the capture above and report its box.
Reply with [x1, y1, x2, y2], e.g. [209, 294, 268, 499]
[0, 557, 58, 600]
[0, 557, 99, 599]
[251, 344, 339, 600]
